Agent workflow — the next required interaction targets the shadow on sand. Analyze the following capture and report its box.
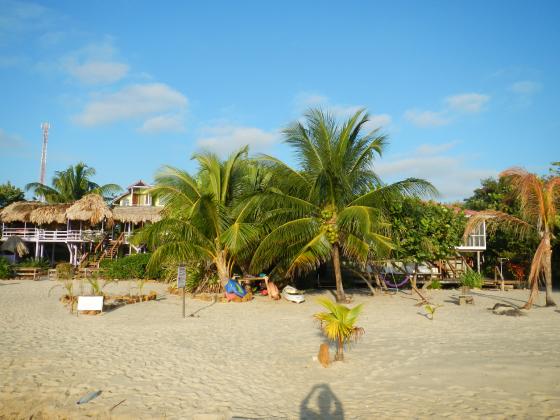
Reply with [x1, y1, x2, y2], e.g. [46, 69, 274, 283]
[300, 384, 344, 419]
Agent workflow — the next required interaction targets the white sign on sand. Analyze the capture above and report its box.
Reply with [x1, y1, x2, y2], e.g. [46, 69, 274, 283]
[177, 265, 186, 289]
[77, 296, 104, 312]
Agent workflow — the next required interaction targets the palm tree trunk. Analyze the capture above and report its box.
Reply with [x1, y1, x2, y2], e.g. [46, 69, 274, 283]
[544, 233, 556, 307]
[331, 244, 346, 303]
[215, 250, 230, 288]
[335, 337, 344, 361]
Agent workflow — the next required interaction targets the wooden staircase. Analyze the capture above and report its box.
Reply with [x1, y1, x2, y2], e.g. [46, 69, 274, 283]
[96, 232, 125, 267]
[77, 232, 125, 270]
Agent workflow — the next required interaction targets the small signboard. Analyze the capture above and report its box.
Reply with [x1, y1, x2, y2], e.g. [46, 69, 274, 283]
[77, 296, 104, 312]
[177, 265, 186, 289]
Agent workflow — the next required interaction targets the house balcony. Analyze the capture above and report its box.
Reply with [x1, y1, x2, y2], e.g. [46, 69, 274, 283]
[1, 227, 107, 243]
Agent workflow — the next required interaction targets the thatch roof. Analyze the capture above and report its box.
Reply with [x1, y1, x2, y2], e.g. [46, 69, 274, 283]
[112, 206, 162, 224]
[0, 202, 44, 223]
[29, 203, 72, 225]
[1, 236, 29, 256]
[65, 194, 113, 225]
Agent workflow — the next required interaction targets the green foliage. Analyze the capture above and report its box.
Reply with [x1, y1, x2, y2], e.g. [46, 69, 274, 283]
[17, 258, 49, 269]
[424, 304, 442, 320]
[100, 253, 156, 280]
[460, 270, 484, 288]
[0, 181, 25, 208]
[427, 278, 441, 289]
[250, 109, 436, 303]
[87, 278, 115, 296]
[25, 162, 121, 203]
[388, 198, 466, 262]
[463, 177, 537, 273]
[132, 147, 264, 289]
[314, 297, 365, 361]
[56, 263, 74, 280]
[0, 258, 14, 279]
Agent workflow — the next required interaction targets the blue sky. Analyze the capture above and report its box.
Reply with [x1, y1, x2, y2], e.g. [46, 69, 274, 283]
[1, 0, 559, 201]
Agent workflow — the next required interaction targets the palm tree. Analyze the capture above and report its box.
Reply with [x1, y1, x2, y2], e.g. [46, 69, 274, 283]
[26, 162, 121, 203]
[133, 147, 262, 288]
[314, 297, 364, 361]
[464, 168, 559, 308]
[250, 109, 436, 302]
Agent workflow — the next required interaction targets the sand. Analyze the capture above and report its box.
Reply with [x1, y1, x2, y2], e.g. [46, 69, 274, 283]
[1, 279, 559, 419]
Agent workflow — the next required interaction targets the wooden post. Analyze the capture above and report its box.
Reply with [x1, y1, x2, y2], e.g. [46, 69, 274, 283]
[476, 251, 481, 273]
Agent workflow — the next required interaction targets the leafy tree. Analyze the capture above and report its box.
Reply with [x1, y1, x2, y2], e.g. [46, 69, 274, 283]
[549, 162, 560, 177]
[133, 147, 262, 288]
[388, 198, 466, 285]
[25, 162, 121, 203]
[0, 182, 24, 207]
[250, 109, 435, 302]
[465, 168, 560, 308]
[464, 177, 536, 277]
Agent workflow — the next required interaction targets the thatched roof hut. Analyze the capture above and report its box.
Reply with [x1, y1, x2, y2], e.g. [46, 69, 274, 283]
[29, 203, 72, 225]
[0, 202, 44, 223]
[112, 206, 162, 224]
[66, 194, 113, 225]
[1, 236, 29, 256]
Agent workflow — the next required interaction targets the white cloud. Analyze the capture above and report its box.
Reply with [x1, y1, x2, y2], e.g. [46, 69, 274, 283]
[416, 141, 459, 155]
[138, 114, 186, 134]
[510, 80, 542, 95]
[363, 114, 392, 131]
[74, 83, 188, 126]
[404, 109, 449, 127]
[0, 1, 50, 35]
[406, 92, 490, 128]
[375, 143, 496, 201]
[294, 92, 329, 109]
[0, 128, 25, 148]
[445, 93, 490, 113]
[61, 38, 129, 85]
[64, 60, 129, 85]
[197, 124, 279, 154]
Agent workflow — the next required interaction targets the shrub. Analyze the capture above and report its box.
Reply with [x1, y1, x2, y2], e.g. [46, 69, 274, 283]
[17, 258, 50, 269]
[460, 270, 484, 288]
[427, 278, 442, 289]
[100, 253, 155, 280]
[56, 263, 74, 280]
[0, 258, 13, 279]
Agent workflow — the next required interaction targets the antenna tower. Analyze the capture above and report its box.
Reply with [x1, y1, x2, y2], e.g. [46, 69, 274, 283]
[40, 122, 50, 186]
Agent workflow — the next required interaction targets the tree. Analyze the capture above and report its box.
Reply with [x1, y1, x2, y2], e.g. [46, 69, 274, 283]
[464, 168, 560, 308]
[464, 177, 536, 278]
[388, 198, 466, 287]
[0, 182, 24, 207]
[25, 162, 121, 203]
[250, 109, 435, 302]
[133, 147, 262, 288]
[314, 297, 364, 361]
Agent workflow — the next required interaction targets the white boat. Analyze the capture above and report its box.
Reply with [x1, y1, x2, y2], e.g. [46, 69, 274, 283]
[281, 286, 305, 303]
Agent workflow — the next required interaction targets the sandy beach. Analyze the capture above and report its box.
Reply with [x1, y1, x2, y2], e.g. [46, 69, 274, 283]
[1, 279, 559, 419]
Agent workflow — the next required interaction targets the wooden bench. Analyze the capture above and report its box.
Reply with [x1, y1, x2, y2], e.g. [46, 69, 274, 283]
[15, 267, 46, 281]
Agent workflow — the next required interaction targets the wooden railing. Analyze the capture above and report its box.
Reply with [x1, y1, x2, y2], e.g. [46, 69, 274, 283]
[1, 227, 106, 242]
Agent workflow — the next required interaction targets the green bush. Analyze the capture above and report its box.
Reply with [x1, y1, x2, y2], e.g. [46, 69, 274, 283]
[100, 253, 155, 280]
[427, 278, 442, 289]
[0, 258, 14, 279]
[17, 258, 50, 269]
[460, 270, 484, 288]
[56, 263, 74, 280]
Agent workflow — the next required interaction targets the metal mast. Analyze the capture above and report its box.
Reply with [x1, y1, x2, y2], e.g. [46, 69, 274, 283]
[40, 122, 50, 186]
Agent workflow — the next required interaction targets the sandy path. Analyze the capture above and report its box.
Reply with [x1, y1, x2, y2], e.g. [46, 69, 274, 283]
[1, 279, 559, 419]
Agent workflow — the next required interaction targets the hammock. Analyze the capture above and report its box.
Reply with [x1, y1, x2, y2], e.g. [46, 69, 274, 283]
[381, 273, 411, 288]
